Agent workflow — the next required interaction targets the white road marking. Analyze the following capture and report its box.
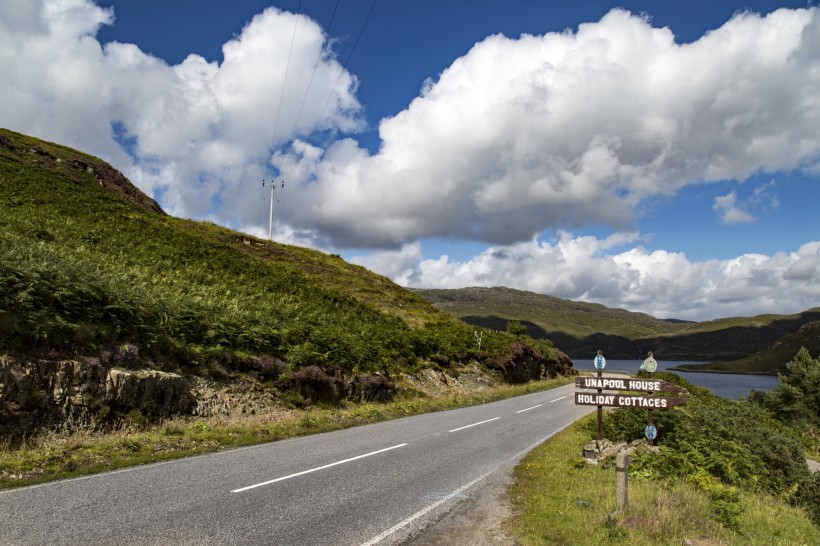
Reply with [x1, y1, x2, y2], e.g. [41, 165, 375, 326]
[359, 470, 493, 546]
[361, 407, 595, 546]
[231, 443, 407, 493]
[550, 396, 567, 403]
[448, 417, 500, 433]
[516, 404, 542, 413]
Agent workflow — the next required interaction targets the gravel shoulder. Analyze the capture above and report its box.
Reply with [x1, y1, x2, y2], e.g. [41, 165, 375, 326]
[405, 467, 516, 546]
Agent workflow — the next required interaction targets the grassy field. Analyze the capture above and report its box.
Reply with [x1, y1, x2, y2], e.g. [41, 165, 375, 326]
[506, 415, 820, 545]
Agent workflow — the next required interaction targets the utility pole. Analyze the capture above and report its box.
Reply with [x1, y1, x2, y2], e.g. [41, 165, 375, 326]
[262, 179, 284, 241]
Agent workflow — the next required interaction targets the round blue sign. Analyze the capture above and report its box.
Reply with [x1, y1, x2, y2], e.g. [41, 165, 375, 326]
[645, 425, 658, 440]
[594, 355, 606, 370]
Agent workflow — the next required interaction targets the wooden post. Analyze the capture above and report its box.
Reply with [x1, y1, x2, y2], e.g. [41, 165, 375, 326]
[647, 368, 654, 446]
[615, 451, 630, 512]
[597, 366, 603, 442]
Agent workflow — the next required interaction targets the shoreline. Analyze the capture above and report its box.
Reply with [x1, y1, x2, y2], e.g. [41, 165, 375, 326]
[668, 366, 779, 376]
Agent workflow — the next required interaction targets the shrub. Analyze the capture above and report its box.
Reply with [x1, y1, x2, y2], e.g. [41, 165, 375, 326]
[291, 365, 343, 403]
[429, 354, 451, 368]
[754, 347, 820, 427]
[506, 320, 527, 337]
[611, 377, 817, 526]
[349, 373, 395, 403]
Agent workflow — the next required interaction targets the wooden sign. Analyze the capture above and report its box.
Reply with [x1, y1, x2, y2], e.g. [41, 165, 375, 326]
[574, 392, 690, 409]
[575, 376, 689, 395]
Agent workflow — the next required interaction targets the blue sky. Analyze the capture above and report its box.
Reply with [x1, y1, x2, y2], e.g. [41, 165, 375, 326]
[1, 0, 819, 320]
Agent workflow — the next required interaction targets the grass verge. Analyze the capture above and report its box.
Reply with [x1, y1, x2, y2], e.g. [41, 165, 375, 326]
[505, 414, 819, 545]
[0, 376, 571, 490]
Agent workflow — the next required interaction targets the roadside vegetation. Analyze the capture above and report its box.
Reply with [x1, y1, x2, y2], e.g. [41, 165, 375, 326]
[0, 376, 571, 489]
[750, 346, 820, 459]
[507, 351, 820, 544]
[506, 415, 818, 545]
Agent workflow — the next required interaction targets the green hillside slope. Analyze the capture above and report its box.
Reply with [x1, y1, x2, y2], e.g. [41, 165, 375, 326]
[0, 129, 564, 412]
[413, 286, 686, 358]
[672, 320, 820, 374]
[413, 287, 820, 368]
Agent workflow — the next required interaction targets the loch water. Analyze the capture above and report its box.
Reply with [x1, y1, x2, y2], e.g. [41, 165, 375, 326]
[570, 358, 780, 400]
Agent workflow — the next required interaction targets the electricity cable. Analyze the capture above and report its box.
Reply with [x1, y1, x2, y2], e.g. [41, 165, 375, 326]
[309, 0, 379, 139]
[287, 0, 341, 144]
[272, 0, 302, 145]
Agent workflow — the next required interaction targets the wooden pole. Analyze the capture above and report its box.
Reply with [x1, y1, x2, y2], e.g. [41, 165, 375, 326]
[647, 368, 655, 446]
[615, 451, 630, 512]
[597, 366, 603, 442]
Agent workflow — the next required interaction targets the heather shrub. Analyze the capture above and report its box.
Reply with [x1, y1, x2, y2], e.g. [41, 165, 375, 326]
[607, 379, 818, 527]
[349, 373, 394, 402]
[291, 365, 344, 403]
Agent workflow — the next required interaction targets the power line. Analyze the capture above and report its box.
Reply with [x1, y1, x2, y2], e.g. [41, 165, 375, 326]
[271, 0, 302, 145]
[288, 0, 341, 144]
[309, 0, 380, 139]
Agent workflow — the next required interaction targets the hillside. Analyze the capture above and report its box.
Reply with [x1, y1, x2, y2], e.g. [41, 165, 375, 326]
[672, 320, 820, 374]
[0, 129, 570, 441]
[413, 287, 820, 369]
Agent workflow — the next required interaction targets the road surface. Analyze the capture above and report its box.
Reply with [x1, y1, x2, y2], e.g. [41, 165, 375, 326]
[0, 382, 591, 545]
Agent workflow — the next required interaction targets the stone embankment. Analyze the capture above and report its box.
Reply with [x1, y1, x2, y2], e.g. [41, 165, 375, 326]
[0, 356, 193, 441]
[0, 356, 301, 443]
[1, 348, 575, 443]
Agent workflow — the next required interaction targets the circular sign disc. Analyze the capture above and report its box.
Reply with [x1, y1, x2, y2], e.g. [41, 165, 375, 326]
[643, 357, 657, 373]
[645, 425, 658, 440]
[594, 355, 606, 370]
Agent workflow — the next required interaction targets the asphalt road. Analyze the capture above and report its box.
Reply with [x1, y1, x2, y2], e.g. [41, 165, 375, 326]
[0, 383, 592, 545]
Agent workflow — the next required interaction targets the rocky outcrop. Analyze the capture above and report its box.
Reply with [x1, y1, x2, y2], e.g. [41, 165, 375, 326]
[582, 438, 659, 464]
[400, 367, 495, 398]
[0, 356, 193, 443]
[190, 376, 283, 417]
[483, 345, 576, 383]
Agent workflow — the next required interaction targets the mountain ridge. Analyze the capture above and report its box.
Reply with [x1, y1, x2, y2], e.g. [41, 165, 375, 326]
[412, 286, 820, 372]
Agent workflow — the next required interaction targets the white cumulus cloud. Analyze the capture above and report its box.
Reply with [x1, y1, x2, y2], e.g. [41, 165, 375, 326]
[0, 0, 362, 226]
[276, 7, 820, 247]
[357, 235, 820, 321]
[2, 1, 819, 321]
[713, 191, 755, 224]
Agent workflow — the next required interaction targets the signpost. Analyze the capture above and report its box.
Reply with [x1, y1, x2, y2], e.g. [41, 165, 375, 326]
[575, 352, 689, 445]
[574, 392, 689, 408]
[575, 351, 686, 514]
[593, 351, 606, 440]
[574, 377, 688, 394]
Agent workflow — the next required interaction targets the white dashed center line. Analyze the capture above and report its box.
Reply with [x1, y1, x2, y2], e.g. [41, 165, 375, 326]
[231, 443, 407, 493]
[448, 417, 500, 433]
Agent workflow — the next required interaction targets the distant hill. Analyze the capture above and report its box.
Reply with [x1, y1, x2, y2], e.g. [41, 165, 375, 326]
[671, 320, 820, 374]
[412, 287, 820, 372]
